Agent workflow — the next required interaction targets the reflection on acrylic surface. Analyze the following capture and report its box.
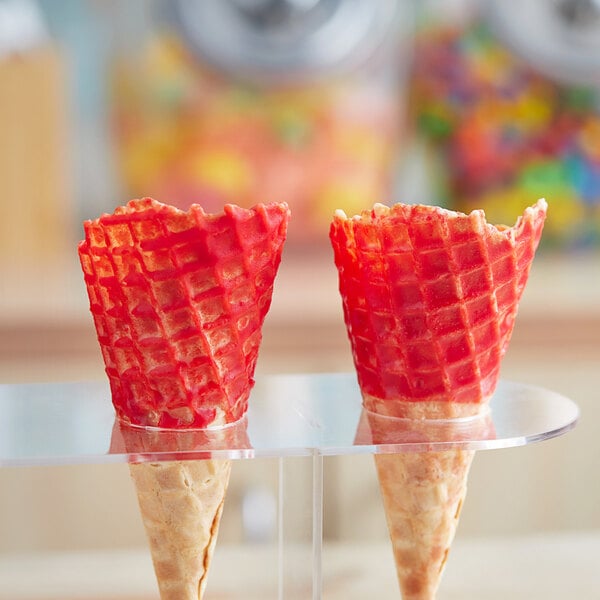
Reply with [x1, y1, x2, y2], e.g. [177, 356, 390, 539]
[0, 375, 579, 466]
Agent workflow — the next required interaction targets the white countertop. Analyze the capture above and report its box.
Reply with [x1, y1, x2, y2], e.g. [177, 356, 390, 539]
[1, 532, 599, 599]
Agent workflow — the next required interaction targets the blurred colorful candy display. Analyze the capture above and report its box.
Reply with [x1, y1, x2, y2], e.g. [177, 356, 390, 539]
[409, 22, 600, 249]
[111, 32, 402, 247]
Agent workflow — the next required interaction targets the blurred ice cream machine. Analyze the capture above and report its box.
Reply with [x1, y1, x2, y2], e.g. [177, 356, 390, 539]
[111, 0, 410, 247]
[113, 0, 600, 249]
[2, 0, 600, 261]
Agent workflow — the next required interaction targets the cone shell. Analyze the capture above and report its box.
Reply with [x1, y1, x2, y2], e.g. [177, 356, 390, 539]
[129, 459, 231, 600]
[375, 449, 473, 600]
[333, 200, 546, 599]
[354, 403, 494, 600]
[78, 198, 290, 429]
[330, 199, 547, 409]
[111, 418, 250, 600]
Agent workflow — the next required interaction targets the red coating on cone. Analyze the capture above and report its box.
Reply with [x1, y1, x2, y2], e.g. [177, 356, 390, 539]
[79, 198, 289, 429]
[330, 200, 546, 407]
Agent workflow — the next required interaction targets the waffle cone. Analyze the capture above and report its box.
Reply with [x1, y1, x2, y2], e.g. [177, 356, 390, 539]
[330, 199, 547, 407]
[375, 448, 473, 600]
[78, 198, 290, 429]
[79, 199, 288, 598]
[332, 200, 546, 598]
[129, 459, 231, 600]
[360, 402, 492, 600]
[110, 417, 250, 600]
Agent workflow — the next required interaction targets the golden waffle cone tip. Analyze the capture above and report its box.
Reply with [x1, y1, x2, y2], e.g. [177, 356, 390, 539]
[367, 401, 489, 600]
[375, 449, 473, 600]
[130, 458, 232, 600]
[112, 408, 252, 600]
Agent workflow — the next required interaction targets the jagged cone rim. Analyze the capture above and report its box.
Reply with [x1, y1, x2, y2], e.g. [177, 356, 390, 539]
[331, 199, 547, 240]
[83, 197, 288, 223]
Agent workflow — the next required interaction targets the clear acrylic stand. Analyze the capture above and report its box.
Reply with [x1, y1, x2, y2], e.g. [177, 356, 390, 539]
[0, 373, 579, 598]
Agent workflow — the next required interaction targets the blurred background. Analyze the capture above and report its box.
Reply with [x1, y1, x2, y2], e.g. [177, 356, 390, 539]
[0, 0, 599, 597]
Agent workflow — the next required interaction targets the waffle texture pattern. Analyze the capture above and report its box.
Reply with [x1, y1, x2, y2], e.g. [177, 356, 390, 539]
[79, 198, 289, 429]
[330, 199, 546, 407]
[375, 448, 473, 600]
[129, 459, 231, 600]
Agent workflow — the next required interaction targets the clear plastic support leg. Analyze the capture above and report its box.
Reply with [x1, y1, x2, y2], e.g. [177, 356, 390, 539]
[312, 453, 324, 600]
[277, 453, 324, 599]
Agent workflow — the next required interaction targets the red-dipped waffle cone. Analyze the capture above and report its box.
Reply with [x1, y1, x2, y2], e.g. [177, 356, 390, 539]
[330, 199, 546, 414]
[79, 198, 289, 600]
[331, 199, 546, 599]
[79, 198, 289, 429]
